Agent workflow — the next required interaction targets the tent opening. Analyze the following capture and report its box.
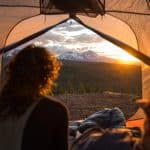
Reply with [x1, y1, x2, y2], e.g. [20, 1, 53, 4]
[1, 19, 142, 121]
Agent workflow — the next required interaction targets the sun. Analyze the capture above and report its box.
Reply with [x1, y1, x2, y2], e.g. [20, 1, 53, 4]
[96, 41, 140, 64]
[116, 54, 139, 64]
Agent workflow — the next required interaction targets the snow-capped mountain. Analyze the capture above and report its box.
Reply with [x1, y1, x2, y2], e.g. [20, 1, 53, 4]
[58, 50, 116, 63]
[58, 51, 83, 61]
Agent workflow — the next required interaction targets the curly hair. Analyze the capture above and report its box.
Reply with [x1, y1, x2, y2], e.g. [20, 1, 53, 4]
[0, 45, 61, 118]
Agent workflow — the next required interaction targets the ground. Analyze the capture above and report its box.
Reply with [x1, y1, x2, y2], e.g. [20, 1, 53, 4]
[55, 92, 140, 121]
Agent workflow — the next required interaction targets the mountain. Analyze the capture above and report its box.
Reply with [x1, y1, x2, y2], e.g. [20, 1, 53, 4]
[58, 50, 116, 63]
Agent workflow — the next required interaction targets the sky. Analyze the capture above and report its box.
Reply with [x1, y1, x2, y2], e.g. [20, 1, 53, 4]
[5, 19, 140, 64]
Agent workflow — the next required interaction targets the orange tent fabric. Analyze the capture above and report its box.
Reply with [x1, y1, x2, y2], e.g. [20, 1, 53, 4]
[126, 118, 144, 131]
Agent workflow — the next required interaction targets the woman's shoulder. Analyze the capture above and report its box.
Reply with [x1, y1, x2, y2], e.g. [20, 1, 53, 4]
[40, 95, 67, 109]
[33, 96, 68, 117]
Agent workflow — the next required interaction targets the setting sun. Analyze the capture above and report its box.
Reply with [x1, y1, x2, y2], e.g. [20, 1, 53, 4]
[96, 41, 140, 64]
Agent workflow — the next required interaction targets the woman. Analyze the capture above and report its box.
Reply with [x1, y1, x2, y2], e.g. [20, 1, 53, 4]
[0, 45, 68, 150]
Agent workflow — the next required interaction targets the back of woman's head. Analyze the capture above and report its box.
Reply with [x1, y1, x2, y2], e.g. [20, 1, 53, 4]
[0, 45, 61, 118]
[6, 45, 61, 96]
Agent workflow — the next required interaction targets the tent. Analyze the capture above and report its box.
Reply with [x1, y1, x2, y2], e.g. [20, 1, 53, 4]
[0, 0, 150, 123]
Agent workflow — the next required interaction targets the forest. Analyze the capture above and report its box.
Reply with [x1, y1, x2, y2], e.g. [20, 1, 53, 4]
[53, 60, 142, 96]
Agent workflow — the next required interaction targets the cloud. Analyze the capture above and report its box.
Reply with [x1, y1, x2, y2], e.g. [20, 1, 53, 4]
[37, 31, 65, 42]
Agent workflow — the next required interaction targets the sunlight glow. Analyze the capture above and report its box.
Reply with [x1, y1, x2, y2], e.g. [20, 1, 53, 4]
[96, 41, 140, 64]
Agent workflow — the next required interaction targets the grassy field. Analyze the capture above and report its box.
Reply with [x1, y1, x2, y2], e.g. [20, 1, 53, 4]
[56, 93, 140, 120]
[53, 60, 142, 96]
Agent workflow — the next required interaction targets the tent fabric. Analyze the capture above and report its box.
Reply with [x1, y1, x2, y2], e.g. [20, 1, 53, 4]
[106, 1, 150, 59]
[0, 0, 40, 50]
[126, 118, 144, 132]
